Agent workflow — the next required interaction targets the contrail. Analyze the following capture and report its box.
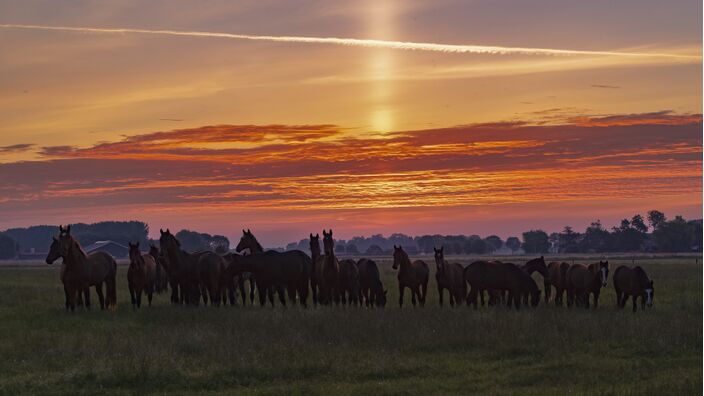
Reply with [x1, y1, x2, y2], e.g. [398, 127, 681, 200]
[0, 23, 698, 59]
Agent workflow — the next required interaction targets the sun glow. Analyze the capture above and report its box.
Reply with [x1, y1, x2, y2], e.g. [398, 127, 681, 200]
[368, 1, 395, 132]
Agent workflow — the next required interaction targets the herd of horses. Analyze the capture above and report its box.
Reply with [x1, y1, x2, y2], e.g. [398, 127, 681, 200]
[44, 225, 655, 313]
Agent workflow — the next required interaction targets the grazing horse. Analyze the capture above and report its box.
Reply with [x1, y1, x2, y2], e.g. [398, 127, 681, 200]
[309, 233, 322, 306]
[45, 225, 117, 311]
[613, 266, 654, 312]
[316, 229, 340, 305]
[338, 259, 360, 306]
[148, 244, 169, 294]
[357, 258, 387, 307]
[127, 242, 157, 309]
[566, 261, 609, 308]
[46, 237, 88, 310]
[159, 229, 208, 305]
[464, 261, 539, 309]
[433, 246, 466, 307]
[234, 229, 312, 307]
[545, 261, 571, 306]
[392, 245, 429, 307]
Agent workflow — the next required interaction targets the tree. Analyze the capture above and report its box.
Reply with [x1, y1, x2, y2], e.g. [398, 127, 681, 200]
[580, 220, 613, 252]
[484, 235, 503, 252]
[559, 226, 581, 253]
[345, 244, 359, 255]
[335, 244, 346, 254]
[469, 238, 487, 254]
[631, 214, 648, 233]
[365, 244, 384, 255]
[522, 230, 549, 254]
[647, 210, 666, 230]
[506, 237, 521, 254]
[0, 233, 17, 259]
[652, 215, 691, 252]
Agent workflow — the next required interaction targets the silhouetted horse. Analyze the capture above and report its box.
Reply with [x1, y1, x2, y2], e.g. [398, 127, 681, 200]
[433, 246, 466, 307]
[234, 229, 259, 305]
[545, 261, 571, 306]
[566, 261, 609, 308]
[309, 233, 322, 306]
[234, 229, 311, 307]
[392, 245, 429, 307]
[45, 225, 117, 311]
[357, 258, 387, 307]
[159, 229, 208, 305]
[148, 244, 169, 294]
[338, 259, 360, 306]
[315, 229, 340, 305]
[46, 237, 88, 310]
[613, 265, 654, 312]
[464, 261, 539, 309]
[128, 242, 156, 309]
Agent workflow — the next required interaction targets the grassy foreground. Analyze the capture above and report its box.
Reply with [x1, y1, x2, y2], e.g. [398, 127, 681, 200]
[0, 256, 700, 395]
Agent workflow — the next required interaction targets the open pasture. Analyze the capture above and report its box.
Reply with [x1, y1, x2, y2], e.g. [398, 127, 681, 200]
[0, 255, 700, 395]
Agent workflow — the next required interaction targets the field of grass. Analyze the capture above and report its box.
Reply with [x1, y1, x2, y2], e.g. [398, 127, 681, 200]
[0, 255, 701, 395]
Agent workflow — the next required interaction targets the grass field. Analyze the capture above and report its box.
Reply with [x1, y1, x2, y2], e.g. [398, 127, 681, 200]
[0, 255, 701, 395]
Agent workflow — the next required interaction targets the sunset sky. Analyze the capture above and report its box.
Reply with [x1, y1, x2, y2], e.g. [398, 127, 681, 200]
[0, 1, 701, 247]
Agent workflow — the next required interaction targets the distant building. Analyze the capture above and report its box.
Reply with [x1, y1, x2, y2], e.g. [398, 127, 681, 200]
[83, 241, 129, 258]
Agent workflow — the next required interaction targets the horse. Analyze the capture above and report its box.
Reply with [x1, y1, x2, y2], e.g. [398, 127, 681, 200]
[338, 259, 360, 306]
[148, 244, 169, 294]
[613, 266, 654, 312]
[159, 229, 209, 305]
[309, 233, 322, 306]
[315, 229, 340, 305]
[463, 260, 539, 309]
[127, 242, 157, 309]
[234, 229, 259, 305]
[433, 246, 466, 307]
[235, 229, 312, 307]
[46, 237, 89, 310]
[197, 251, 227, 306]
[566, 261, 609, 308]
[545, 261, 571, 306]
[392, 245, 429, 307]
[45, 225, 117, 311]
[357, 258, 387, 307]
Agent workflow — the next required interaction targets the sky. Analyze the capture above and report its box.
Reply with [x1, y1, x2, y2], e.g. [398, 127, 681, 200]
[0, 0, 701, 247]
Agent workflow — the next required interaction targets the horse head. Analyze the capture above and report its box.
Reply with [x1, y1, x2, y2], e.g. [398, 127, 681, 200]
[433, 246, 445, 272]
[236, 229, 261, 254]
[599, 260, 609, 287]
[392, 245, 407, 270]
[128, 242, 144, 269]
[309, 233, 321, 257]
[322, 229, 334, 256]
[45, 236, 62, 264]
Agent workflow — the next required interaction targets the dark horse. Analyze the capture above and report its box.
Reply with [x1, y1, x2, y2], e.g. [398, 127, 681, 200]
[309, 233, 322, 305]
[545, 261, 571, 306]
[433, 246, 466, 307]
[315, 229, 340, 305]
[566, 261, 609, 308]
[338, 259, 360, 306]
[234, 229, 259, 305]
[128, 242, 157, 309]
[159, 228, 208, 305]
[233, 229, 312, 307]
[197, 251, 228, 306]
[45, 225, 117, 311]
[148, 244, 169, 294]
[392, 245, 429, 307]
[613, 265, 654, 312]
[464, 261, 540, 310]
[357, 258, 387, 307]
[46, 237, 88, 310]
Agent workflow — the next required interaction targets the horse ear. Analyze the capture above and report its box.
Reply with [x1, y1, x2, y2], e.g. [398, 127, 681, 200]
[136, 242, 140, 248]
[59, 225, 64, 232]
[66, 225, 71, 234]
[160, 228, 164, 235]
[247, 229, 251, 235]
[310, 233, 313, 239]
[541, 255, 544, 259]
[316, 233, 319, 238]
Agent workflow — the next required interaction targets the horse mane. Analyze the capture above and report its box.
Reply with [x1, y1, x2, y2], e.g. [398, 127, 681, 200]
[68, 236, 87, 259]
[395, 248, 412, 268]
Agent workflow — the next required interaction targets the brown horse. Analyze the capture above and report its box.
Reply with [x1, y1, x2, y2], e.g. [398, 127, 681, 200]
[338, 259, 360, 306]
[392, 245, 429, 307]
[433, 246, 466, 307]
[545, 261, 571, 306]
[159, 229, 209, 305]
[197, 251, 227, 306]
[45, 225, 117, 311]
[148, 244, 169, 294]
[464, 261, 539, 309]
[315, 229, 340, 305]
[566, 261, 609, 308]
[357, 258, 387, 307]
[234, 229, 259, 305]
[128, 242, 157, 309]
[234, 229, 312, 307]
[46, 237, 89, 310]
[613, 266, 654, 312]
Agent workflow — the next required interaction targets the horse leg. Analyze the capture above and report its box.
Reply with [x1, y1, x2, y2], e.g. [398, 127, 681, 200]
[298, 279, 309, 308]
[398, 285, 405, 308]
[250, 278, 257, 305]
[615, 288, 622, 307]
[479, 289, 486, 306]
[257, 283, 267, 307]
[544, 280, 551, 304]
[287, 286, 297, 306]
[438, 287, 444, 307]
[129, 285, 136, 309]
[632, 295, 638, 312]
[94, 283, 104, 310]
[411, 287, 418, 307]
[277, 285, 287, 307]
[268, 287, 276, 307]
[449, 290, 456, 307]
[68, 288, 77, 312]
[64, 286, 70, 311]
